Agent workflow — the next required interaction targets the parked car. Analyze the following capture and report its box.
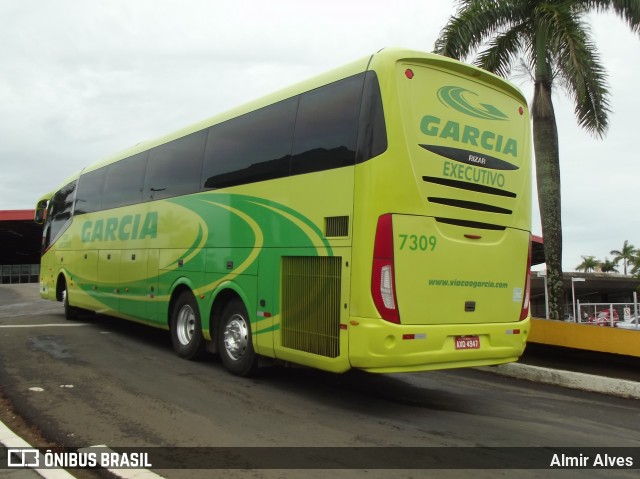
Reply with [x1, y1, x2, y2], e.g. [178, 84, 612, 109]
[617, 316, 640, 330]
[586, 309, 620, 327]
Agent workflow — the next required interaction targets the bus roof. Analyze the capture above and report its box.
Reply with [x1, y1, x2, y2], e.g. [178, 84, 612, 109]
[67, 48, 527, 177]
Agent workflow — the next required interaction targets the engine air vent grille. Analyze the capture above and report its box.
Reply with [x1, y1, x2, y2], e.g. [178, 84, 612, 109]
[428, 197, 512, 215]
[423, 176, 516, 198]
[436, 217, 506, 231]
[281, 256, 342, 358]
[324, 216, 349, 237]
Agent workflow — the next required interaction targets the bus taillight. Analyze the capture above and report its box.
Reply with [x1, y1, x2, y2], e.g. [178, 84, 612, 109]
[372, 214, 400, 324]
[519, 236, 532, 321]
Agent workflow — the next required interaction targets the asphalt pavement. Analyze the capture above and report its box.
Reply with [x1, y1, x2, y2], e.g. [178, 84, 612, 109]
[1, 283, 639, 478]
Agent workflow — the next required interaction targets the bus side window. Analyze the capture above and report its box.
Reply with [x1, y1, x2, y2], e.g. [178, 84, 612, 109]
[291, 74, 364, 175]
[75, 168, 107, 215]
[144, 130, 207, 201]
[202, 97, 297, 190]
[102, 152, 148, 210]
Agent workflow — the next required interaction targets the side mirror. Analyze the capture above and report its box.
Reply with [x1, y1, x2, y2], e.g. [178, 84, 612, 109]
[34, 199, 48, 225]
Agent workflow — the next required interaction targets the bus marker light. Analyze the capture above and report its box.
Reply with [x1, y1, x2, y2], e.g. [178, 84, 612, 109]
[350, 320, 359, 326]
[403, 333, 426, 340]
[506, 329, 521, 335]
[464, 234, 482, 240]
[405, 69, 414, 79]
[340, 324, 348, 330]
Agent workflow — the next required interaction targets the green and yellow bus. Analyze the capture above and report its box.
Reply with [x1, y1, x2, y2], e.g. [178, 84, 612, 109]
[35, 48, 532, 376]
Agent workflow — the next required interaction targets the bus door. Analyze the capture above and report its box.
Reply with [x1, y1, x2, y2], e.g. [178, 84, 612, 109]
[97, 249, 121, 315]
[254, 251, 277, 357]
[120, 249, 159, 322]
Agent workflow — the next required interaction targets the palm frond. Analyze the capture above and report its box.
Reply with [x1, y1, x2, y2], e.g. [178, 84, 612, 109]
[433, 0, 528, 60]
[574, 0, 640, 34]
[554, 18, 610, 137]
[475, 21, 529, 77]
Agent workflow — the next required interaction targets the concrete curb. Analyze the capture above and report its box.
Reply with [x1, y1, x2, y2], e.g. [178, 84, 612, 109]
[477, 363, 640, 399]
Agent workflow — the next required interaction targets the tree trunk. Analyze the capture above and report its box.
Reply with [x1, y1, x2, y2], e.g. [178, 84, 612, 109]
[532, 79, 564, 320]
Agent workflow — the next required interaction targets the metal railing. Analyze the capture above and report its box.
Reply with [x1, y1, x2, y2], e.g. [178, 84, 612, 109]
[575, 292, 639, 330]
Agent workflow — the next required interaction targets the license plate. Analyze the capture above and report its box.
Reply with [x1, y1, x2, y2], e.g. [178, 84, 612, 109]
[455, 335, 480, 350]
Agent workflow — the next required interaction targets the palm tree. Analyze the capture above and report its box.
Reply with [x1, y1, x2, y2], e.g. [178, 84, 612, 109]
[576, 256, 599, 273]
[630, 253, 640, 278]
[433, 0, 640, 319]
[599, 258, 618, 273]
[610, 240, 636, 275]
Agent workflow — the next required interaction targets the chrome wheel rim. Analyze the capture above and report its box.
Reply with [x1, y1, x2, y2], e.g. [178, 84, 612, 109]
[176, 304, 196, 346]
[223, 314, 248, 361]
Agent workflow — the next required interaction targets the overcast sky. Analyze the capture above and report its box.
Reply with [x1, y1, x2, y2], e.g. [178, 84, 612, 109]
[1, 0, 638, 271]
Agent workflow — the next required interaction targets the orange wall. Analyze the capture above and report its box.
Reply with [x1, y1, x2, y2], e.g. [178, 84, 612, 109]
[529, 318, 640, 357]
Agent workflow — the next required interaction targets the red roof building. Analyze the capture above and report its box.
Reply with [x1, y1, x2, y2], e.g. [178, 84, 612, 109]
[0, 209, 42, 283]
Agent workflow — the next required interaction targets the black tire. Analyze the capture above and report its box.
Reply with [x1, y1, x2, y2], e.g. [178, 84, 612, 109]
[217, 298, 258, 376]
[63, 283, 80, 321]
[170, 291, 205, 360]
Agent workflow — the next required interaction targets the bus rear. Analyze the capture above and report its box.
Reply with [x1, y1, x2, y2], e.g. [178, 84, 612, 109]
[350, 51, 532, 372]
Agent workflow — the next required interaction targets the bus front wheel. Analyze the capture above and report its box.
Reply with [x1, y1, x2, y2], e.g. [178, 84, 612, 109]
[218, 299, 258, 376]
[170, 291, 205, 360]
[62, 283, 80, 321]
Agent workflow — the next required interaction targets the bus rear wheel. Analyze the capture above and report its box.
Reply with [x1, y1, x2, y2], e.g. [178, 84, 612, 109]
[218, 299, 258, 376]
[171, 291, 205, 360]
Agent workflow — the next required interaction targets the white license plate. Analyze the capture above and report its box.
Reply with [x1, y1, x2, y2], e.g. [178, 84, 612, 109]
[455, 335, 480, 350]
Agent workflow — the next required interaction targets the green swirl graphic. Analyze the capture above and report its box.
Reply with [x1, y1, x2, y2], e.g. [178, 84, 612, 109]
[438, 86, 508, 121]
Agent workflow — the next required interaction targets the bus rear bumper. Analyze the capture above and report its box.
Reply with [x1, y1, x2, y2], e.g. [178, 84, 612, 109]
[348, 316, 530, 373]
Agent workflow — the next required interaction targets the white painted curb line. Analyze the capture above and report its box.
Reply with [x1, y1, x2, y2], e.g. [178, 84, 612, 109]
[0, 420, 75, 479]
[0, 422, 165, 479]
[478, 363, 640, 399]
